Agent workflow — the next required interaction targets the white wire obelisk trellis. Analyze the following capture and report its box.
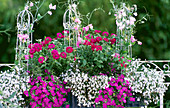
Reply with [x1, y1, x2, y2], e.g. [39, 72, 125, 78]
[63, 0, 79, 47]
[16, 6, 34, 72]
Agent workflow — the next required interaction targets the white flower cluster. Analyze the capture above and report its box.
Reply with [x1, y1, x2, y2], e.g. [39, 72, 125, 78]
[126, 66, 168, 105]
[0, 69, 29, 107]
[61, 69, 110, 107]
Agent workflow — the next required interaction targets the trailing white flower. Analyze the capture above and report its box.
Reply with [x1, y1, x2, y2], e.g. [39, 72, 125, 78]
[61, 69, 110, 107]
[126, 63, 168, 105]
[0, 69, 29, 107]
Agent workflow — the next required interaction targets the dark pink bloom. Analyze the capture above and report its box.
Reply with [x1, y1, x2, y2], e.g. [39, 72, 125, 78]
[53, 53, 60, 60]
[91, 44, 96, 51]
[96, 45, 102, 51]
[29, 48, 36, 54]
[66, 104, 70, 108]
[60, 52, 67, 59]
[85, 34, 91, 39]
[56, 33, 63, 38]
[44, 76, 48, 80]
[130, 97, 135, 102]
[110, 38, 116, 44]
[41, 41, 46, 47]
[66, 46, 73, 53]
[37, 76, 41, 80]
[95, 98, 99, 103]
[102, 31, 109, 36]
[49, 81, 54, 87]
[45, 37, 52, 44]
[96, 36, 102, 42]
[99, 90, 102, 94]
[90, 38, 96, 43]
[24, 91, 29, 97]
[111, 33, 117, 36]
[38, 56, 45, 64]
[94, 30, 101, 34]
[83, 40, 91, 45]
[28, 44, 34, 49]
[103, 38, 109, 42]
[43, 98, 50, 103]
[48, 43, 55, 49]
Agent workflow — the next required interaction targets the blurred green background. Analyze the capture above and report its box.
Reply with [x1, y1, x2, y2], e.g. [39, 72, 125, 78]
[0, 0, 170, 107]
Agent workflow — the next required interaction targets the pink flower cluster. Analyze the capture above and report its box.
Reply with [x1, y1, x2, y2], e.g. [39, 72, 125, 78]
[24, 70, 70, 108]
[95, 74, 135, 108]
[28, 32, 74, 64]
[77, 30, 117, 51]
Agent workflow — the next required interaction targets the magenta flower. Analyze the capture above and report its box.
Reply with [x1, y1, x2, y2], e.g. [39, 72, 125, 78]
[95, 98, 99, 103]
[96, 36, 102, 42]
[66, 104, 70, 108]
[45, 37, 52, 44]
[53, 53, 60, 60]
[43, 98, 50, 103]
[103, 38, 109, 42]
[102, 31, 109, 36]
[24, 91, 29, 97]
[111, 33, 117, 36]
[94, 30, 101, 34]
[110, 38, 116, 44]
[60, 52, 67, 59]
[91, 44, 96, 51]
[85, 34, 91, 39]
[83, 40, 91, 45]
[48, 43, 55, 49]
[90, 38, 96, 43]
[49, 81, 54, 86]
[29, 48, 36, 54]
[99, 90, 102, 94]
[66, 46, 73, 53]
[38, 56, 45, 64]
[96, 45, 102, 51]
[130, 97, 135, 102]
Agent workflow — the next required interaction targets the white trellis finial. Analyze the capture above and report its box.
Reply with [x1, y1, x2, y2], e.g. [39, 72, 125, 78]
[63, 0, 79, 47]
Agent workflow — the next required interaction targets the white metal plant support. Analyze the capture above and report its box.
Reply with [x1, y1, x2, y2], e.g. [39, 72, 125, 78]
[16, 7, 34, 71]
[63, 0, 79, 47]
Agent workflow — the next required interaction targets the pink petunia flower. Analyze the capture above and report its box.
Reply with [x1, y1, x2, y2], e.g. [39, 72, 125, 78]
[60, 52, 67, 59]
[102, 31, 109, 36]
[45, 37, 52, 44]
[94, 30, 101, 34]
[38, 56, 45, 64]
[66, 46, 73, 53]
[110, 38, 116, 44]
[48, 43, 55, 49]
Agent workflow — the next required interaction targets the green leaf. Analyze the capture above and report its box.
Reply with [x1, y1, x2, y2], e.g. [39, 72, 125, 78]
[98, 60, 103, 63]
[55, 61, 62, 66]
[94, 57, 98, 61]
[83, 60, 87, 66]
